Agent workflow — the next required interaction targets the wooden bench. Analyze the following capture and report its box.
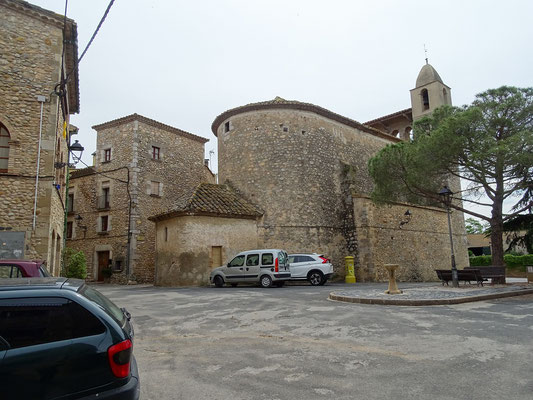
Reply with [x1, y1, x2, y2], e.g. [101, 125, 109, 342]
[435, 269, 485, 286]
[464, 266, 506, 284]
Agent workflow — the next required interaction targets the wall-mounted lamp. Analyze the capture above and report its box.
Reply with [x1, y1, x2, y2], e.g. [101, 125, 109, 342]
[54, 139, 84, 169]
[74, 214, 87, 230]
[69, 140, 84, 162]
[399, 209, 412, 228]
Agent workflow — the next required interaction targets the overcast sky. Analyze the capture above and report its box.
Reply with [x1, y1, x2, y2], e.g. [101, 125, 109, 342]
[31, 0, 533, 217]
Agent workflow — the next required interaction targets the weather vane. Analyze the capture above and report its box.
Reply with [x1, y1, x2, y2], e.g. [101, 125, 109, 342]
[424, 44, 429, 64]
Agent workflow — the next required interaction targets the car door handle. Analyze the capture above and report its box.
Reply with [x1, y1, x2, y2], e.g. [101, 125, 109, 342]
[239, 268, 243, 270]
[246, 267, 249, 271]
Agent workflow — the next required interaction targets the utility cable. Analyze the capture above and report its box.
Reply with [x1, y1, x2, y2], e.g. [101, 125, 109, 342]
[65, 0, 116, 85]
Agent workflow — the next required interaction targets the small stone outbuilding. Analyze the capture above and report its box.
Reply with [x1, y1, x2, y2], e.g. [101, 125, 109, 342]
[149, 183, 262, 286]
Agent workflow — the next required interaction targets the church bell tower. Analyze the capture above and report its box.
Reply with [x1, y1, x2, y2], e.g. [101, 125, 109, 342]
[410, 62, 452, 121]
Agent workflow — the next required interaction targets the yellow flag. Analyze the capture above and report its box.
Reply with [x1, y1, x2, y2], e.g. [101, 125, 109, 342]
[62, 121, 67, 139]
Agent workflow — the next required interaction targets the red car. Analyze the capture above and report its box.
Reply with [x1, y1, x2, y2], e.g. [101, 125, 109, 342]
[0, 260, 51, 278]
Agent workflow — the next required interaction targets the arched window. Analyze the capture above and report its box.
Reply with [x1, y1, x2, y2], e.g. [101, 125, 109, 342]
[405, 126, 413, 141]
[0, 122, 10, 172]
[443, 88, 447, 101]
[421, 89, 430, 111]
[391, 129, 399, 138]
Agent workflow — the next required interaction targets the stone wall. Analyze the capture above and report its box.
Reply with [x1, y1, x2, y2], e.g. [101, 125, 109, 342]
[155, 215, 259, 286]
[0, 2, 74, 273]
[216, 106, 469, 281]
[68, 116, 209, 283]
[353, 195, 469, 282]
[217, 108, 393, 275]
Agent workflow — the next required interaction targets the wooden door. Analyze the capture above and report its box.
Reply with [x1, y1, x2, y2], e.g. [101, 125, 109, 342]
[97, 251, 110, 281]
[211, 246, 222, 269]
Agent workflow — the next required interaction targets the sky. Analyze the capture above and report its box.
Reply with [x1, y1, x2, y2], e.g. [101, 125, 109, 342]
[29, 0, 533, 218]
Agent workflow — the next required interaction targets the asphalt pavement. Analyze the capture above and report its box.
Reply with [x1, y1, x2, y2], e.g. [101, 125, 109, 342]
[95, 282, 533, 400]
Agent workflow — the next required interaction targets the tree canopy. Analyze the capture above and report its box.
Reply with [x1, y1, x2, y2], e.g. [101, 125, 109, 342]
[465, 218, 489, 235]
[369, 86, 533, 266]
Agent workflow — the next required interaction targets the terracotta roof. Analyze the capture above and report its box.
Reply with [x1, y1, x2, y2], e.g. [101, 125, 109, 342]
[364, 108, 413, 126]
[69, 167, 95, 179]
[1, 0, 80, 114]
[211, 97, 401, 143]
[149, 183, 262, 222]
[92, 113, 208, 144]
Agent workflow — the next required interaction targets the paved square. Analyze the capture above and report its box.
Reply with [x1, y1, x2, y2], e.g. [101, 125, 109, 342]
[96, 283, 533, 400]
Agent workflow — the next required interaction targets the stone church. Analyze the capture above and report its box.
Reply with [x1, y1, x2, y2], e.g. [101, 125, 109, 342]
[151, 63, 468, 286]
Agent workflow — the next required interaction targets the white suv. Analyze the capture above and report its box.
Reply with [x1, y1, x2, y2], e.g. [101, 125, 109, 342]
[288, 253, 333, 285]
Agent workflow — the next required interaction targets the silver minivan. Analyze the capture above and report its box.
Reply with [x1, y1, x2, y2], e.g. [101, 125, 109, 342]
[210, 249, 291, 288]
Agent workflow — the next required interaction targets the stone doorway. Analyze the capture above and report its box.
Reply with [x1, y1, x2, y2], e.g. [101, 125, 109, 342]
[97, 250, 110, 282]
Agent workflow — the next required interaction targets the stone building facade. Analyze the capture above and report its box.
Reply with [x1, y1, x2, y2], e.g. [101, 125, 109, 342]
[209, 63, 468, 282]
[0, 0, 79, 275]
[67, 114, 214, 283]
[149, 183, 262, 286]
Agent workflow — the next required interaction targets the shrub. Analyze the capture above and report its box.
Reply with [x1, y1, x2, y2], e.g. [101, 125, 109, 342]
[65, 249, 87, 279]
[469, 255, 492, 266]
[469, 254, 533, 272]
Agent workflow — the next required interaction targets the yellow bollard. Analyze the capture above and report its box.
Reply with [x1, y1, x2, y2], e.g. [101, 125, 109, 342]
[345, 256, 356, 283]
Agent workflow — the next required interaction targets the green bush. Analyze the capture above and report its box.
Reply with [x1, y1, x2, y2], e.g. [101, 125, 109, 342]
[469, 254, 533, 272]
[65, 249, 87, 279]
[469, 255, 492, 266]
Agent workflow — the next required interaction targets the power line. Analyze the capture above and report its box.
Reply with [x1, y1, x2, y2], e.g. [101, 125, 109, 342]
[64, 0, 116, 85]
[77, 0, 116, 65]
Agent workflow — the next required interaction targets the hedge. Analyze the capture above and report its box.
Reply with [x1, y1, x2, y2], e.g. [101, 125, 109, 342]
[469, 254, 533, 271]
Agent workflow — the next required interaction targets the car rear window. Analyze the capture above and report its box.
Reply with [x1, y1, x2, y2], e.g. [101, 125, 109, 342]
[0, 297, 105, 349]
[79, 286, 125, 326]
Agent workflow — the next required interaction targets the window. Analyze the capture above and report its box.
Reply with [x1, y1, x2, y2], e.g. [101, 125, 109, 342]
[224, 121, 230, 133]
[0, 122, 10, 172]
[246, 254, 260, 266]
[66, 221, 73, 239]
[100, 187, 110, 209]
[0, 297, 105, 349]
[0, 265, 23, 278]
[151, 181, 160, 196]
[229, 255, 245, 267]
[421, 89, 430, 110]
[104, 148, 111, 162]
[100, 215, 109, 232]
[164, 227, 168, 242]
[152, 146, 160, 160]
[67, 193, 74, 213]
[261, 253, 274, 265]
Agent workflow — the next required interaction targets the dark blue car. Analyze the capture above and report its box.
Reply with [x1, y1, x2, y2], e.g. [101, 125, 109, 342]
[0, 278, 140, 399]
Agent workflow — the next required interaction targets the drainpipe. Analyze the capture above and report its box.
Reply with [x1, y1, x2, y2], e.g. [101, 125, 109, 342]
[32, 96, 47, 231]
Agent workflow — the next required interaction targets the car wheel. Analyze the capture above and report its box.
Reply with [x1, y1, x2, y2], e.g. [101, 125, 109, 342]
[308, 271, 324, 286]
[274, 281, 285, 287]
[214, 275, 224, 288]
[230, 283, 238, 287]
[260, 275, 273, 288]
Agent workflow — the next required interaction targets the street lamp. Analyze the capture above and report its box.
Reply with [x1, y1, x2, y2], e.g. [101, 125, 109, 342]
[439, 186, 458, 287]
[54, 139, 84, 168]
[69, 140, 84, 163]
